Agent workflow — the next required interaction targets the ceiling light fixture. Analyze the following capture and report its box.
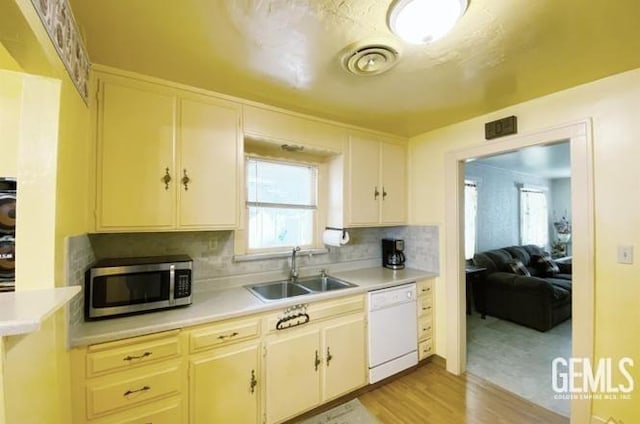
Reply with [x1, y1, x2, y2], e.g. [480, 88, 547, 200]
[388, 0, 468, 44]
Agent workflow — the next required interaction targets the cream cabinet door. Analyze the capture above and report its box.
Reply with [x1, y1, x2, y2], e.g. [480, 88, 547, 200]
[380, 142, 407, 224]
[265, 328, 321, 424]
[97, 81, 176, 230]
[322, 315, 366, 401]
[348, 136, 380, 225]
[178, 97, 241, 229]
[189, 341, 260, 424]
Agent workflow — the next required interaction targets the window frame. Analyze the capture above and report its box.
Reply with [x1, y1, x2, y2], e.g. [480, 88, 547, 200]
[244, 155, 320, 254]
[464, 179, 478, 260]
[519, 185, 549, 248]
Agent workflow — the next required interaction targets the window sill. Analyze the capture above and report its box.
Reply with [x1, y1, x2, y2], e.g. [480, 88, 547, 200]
[233, 248, 329, 262]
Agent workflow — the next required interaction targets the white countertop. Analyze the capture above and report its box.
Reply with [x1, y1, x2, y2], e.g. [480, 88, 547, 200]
[71, 267, 437, 347]
[0, 286, 81, 337]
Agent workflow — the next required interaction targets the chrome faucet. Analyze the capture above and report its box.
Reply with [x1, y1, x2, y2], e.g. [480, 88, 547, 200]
[289, 246, 301, 281]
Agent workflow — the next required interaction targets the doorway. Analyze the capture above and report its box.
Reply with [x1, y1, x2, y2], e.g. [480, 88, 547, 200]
[444, 121, 595, 424]
[464, 141, 572, 416]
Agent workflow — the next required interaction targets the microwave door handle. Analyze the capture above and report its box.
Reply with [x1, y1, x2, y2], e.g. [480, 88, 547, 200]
[169, 265, 175, 305]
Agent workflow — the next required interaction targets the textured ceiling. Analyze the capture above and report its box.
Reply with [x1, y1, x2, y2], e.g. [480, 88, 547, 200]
[68, 0, 640, 136]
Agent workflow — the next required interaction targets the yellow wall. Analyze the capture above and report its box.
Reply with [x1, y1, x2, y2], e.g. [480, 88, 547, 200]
[0, 70, 21, 177]
[409, 68, 640, 422]
[0, 0, 90, 422]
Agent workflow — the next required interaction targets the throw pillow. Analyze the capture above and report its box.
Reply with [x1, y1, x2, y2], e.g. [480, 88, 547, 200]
[504, 259, 531, 276]
[535, 255, 560, 276]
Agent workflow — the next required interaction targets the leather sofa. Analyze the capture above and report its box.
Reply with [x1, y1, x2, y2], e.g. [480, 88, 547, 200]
[472, 245, 571, 331]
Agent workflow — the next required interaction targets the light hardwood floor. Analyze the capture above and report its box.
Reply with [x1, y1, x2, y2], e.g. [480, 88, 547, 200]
[358, 361, 569, 424]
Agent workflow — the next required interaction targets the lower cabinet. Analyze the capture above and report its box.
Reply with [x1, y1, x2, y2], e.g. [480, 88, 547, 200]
[72, 295, 367, 424]
[264, 314, 366, 424]
[189, 341, 261, 424]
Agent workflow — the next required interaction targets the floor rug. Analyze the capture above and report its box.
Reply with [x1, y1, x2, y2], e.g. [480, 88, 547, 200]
[296, 399, 380, 424]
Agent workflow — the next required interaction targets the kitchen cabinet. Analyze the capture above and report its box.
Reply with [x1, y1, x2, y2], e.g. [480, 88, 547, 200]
[70, 331, 187, 424]
[189, 341, 260, 424]
[94, 74, 242, 232]
[347, 134, 407, 226]
[417, 279, 435, 360]
[187, 317, 262, 424]
[264, 297, 366, 424]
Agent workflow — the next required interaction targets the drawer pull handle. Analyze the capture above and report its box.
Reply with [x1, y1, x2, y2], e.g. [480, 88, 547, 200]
[326, 347, 333, 367]
[422, 306, 432, 311]
[123, 351, 152, 362]
[314, 350, 321, 371]
[374, 186, 380, 200]
[123, 385, 150, 397]
[182, 169, 191, 191]
[217, 331, 239, 340]
[250, 369, 257, 394]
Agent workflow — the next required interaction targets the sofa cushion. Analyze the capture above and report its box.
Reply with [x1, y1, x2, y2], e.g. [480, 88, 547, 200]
[523, 244, 547, 258]
[534, 255, 560, 276]
[548, 278, 572, 293]
[484, 249, 514, 269]
[505, 246, 531, 266]
[504, 259, 531, 276]
[473, 253, 498, 273]
[551, 286, 570, 301]
[554, 273, 572, 281]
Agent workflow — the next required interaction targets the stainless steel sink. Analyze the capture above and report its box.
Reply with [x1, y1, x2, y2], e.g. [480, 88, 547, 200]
[295, 276, 357, 292]
[247, 281, 311, 301]
[246, 275, 357, 302]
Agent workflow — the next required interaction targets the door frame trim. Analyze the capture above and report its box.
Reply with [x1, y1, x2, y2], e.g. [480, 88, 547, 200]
[444, 120, 595, 424]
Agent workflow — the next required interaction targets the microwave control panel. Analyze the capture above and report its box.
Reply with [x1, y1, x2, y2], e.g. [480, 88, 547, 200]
[175, 271, 192, 298]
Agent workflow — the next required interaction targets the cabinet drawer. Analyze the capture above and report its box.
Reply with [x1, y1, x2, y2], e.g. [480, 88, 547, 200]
[90, 397, 183, 424]
[87, 333, 180, 377]
[417, 280, 433, 298]
[87, 362, 181, 419]
[418, 316, 433, 341]
[417, 296, 433, 317]
[189, 318, 260, 353]
[418, 339, 433, 361]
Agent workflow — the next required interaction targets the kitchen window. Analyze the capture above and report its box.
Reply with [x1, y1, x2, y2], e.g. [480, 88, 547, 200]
[519, 186, 549, 248]
[246, 157, 318, 251]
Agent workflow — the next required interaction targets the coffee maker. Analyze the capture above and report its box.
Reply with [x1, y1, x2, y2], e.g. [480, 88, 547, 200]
[382, 239, 406, 270]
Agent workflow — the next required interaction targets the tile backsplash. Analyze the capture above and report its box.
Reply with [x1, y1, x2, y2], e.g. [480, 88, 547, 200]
[66, 225, 438, 333]
[85, 226, 438, 285]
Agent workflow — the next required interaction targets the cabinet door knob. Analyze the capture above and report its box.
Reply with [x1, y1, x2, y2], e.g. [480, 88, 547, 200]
[162, 168, 172, 190]
[250, 369, 257, 394]
[382, 187, 387, 200]
[374, 187, 380, 200]
[314, 350, 321, 371]
[181, 169, 191, 191]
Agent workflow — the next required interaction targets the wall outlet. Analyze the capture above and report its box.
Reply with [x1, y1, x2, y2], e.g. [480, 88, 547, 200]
[617, 245, 634, 264]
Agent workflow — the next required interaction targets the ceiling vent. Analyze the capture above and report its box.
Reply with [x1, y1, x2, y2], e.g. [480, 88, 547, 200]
[343, 44, 399, 76]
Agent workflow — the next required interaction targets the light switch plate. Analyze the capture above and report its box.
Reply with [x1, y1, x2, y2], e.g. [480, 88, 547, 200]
[617, 245, 634, 264]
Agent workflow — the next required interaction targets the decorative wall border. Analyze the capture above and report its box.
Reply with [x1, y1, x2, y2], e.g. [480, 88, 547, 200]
[29, 0, 90, 103]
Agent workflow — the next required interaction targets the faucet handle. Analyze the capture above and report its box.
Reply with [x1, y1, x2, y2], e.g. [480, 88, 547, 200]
[293, 246, 301, 252]
[319, 269, 327, 278]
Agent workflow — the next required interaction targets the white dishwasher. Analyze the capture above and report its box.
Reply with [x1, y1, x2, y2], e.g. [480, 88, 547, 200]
[367, 282, 418, 383]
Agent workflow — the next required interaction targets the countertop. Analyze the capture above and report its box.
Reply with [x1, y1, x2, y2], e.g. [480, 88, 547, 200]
[0, 286, 81, 337]
[70, 267, 437, 347]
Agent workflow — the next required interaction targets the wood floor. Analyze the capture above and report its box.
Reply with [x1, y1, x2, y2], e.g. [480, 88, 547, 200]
[358, 361, 569, 424]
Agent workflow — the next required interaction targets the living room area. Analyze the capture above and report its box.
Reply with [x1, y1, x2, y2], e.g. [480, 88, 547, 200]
[464, 141, 572, 416]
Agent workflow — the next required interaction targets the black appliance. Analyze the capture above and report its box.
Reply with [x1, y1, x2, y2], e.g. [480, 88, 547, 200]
[382, 238, 406, 270]
[0, 178, 16, 292]
[85, 255, 193, 320]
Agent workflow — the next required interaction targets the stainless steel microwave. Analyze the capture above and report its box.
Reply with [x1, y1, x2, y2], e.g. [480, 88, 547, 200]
[85, 255, 192, 320]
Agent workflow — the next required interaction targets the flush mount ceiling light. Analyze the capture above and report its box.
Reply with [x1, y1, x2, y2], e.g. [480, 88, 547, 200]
[388, 0, 468, 44]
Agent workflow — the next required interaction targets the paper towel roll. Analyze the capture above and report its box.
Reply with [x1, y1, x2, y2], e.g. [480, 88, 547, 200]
[322, 229, 350, 247]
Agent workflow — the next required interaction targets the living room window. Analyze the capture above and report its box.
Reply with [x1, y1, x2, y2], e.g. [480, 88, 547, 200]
[519, 187, 549, 247]
[246, 157, 318, 251]
[464, 180, 478, 259]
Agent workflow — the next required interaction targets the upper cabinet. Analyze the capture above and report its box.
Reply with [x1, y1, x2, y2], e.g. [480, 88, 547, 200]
[94, 74, 242, 232]
[345, 134, 407, 227]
